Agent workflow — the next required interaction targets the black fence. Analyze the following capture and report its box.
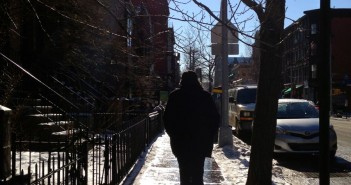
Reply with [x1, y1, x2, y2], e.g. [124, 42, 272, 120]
[10, 111, 164, 185]
[1, 53, 165, 185]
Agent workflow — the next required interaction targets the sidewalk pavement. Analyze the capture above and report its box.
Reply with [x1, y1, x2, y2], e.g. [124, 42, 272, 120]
[122, 132, 292, 185]
[123, 133, 227, 185]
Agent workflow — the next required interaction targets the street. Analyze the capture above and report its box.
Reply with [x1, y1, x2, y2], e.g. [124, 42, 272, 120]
[332, 118, 351, 162]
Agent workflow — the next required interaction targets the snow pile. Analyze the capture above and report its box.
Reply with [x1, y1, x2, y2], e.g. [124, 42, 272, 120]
[213, 136, 291, 185]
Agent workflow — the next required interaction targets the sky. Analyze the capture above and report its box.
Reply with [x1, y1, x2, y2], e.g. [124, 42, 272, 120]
[169, 0, 351, 60]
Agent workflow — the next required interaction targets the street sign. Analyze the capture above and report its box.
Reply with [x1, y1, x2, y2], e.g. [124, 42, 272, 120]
[211, 22, 238, 44]
[211, 43, 239, 55]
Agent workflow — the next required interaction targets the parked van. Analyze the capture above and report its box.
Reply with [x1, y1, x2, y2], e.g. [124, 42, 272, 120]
[228, 85, 257, 135]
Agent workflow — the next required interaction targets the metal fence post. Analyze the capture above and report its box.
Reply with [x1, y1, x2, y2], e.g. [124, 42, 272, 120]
[112, 134, 117, 184]
[104, 136, 110, 184]
[0, 105, 12, 183]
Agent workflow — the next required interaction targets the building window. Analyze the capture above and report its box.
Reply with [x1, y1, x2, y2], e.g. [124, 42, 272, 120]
[311, 24, 317, 35]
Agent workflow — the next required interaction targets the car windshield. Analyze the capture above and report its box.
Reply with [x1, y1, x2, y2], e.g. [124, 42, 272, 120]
[277, 102, 319, 119]
[237, 88, 257, 104]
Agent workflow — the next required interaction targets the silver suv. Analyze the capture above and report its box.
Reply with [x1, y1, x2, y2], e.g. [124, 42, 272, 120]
[228, 85, 257, 135]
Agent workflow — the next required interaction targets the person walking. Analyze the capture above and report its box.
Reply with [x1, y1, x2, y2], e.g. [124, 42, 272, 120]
[163, 71, 219, 185]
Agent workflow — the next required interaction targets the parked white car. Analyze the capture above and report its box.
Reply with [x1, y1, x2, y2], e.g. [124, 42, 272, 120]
[228, 85, 257, 135]
[274, 99, 338, 158]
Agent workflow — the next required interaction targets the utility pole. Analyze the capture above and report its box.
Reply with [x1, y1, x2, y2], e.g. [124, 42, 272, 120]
[319, 0, 331, 184]
[189, 47, 197, 71]
[218, 0, 233, 147]
[189, 47, 193, 70]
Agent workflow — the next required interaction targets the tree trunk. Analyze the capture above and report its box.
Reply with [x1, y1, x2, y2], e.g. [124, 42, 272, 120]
[246, 1, 285, 184]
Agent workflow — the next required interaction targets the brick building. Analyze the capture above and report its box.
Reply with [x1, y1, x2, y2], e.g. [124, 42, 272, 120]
[1, 0, 179, 104]
[131, 0, 180, 93]
[282, 9, 351, 112]
[228, 57, 255, 86]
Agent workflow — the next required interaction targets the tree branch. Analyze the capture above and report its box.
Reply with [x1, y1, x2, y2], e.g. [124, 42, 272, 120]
[241, 0, 265, 22]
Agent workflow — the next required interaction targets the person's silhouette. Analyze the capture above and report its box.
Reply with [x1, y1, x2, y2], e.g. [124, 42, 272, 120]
[164, 71, 219, 185]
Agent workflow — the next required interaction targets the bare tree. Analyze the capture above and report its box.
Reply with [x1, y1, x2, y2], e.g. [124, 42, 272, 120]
[175, 25, 215, 91]
[240, 1, 286, 184]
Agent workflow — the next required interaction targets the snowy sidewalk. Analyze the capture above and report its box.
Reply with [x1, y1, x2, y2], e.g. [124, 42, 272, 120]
[123, 133, 225, 184]
[122, 132, 292, 185]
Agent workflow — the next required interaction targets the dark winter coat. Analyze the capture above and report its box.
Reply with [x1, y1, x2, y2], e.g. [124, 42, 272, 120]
[163, 87, 220, 158]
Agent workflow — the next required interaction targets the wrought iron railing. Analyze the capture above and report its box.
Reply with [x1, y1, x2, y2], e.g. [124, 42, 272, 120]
[1, 52, 164, 185]
[11, 112, 163, 185]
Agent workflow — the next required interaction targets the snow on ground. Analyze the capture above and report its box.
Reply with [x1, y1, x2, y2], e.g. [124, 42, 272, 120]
[125, 133, 309, 185]
[212, 136, 292, 185]
[13, 151, 66, 182]
[12, 133, 318, 185]
[212, 135, 329, 185]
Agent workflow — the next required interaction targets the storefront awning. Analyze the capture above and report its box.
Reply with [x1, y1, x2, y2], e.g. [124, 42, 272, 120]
[282, 84, 304, 95]
[283, 88, 291, 95]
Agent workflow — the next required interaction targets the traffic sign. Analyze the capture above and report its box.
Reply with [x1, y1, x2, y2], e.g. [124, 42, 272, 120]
[211, 43, 239, 55]
[211, 22, 238, 44]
